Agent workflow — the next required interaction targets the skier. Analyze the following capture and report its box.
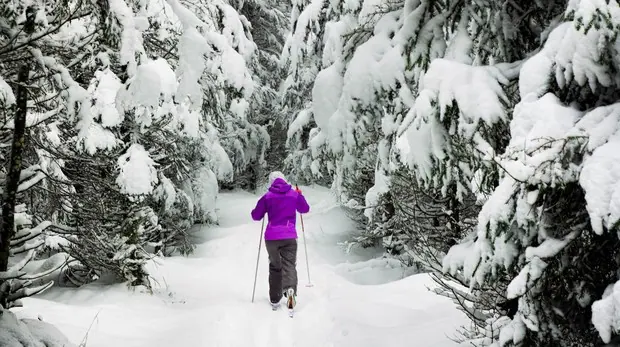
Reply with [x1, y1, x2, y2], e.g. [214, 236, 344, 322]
[251, 171, 310, 311]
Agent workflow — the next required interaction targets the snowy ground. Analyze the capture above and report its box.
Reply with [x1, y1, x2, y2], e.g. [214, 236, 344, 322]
[14, 185, 468, 346]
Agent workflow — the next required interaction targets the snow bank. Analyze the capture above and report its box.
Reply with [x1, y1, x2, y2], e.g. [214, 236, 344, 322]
[0, 309, 76, 347]
[333, 257, 418, 285]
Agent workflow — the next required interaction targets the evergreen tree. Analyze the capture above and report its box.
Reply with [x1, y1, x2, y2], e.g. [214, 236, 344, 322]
[0, 0, 274, 298]
[281, 0, 620, 345]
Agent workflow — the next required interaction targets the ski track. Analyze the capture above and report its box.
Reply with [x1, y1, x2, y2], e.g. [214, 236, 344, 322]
[14, 187, 467, 346]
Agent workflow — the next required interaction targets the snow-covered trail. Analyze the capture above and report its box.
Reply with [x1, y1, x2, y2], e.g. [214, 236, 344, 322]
[15, 186, 467, 347]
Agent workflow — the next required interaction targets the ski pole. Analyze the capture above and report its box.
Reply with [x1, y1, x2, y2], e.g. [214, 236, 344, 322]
[251, 218, 265, 303]
[300, 213, 313, 287]
[296, 184, 313, 287]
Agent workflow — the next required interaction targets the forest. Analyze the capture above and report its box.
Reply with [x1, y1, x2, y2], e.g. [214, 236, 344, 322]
[1, 0, 620, 346]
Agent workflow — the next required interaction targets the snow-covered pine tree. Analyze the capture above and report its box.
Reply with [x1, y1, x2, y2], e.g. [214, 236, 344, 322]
[57, 0, 265, 280]
[391, 0, 519, 270]
[214, 0, 291, 190]
[282, 0, 568, 268]
[184, 0, 271, 191]
[363, 0, 556, 269]
[283, 3, 620, 345]
[350, 0, 462, 255]
[282, 0, 478, 257]
[0, 2, 71, 309]
[280, 0, 333, 184]
[440, 1, 620, 345]
[282, 0, 410, 242]
[0, 0, 270, 287]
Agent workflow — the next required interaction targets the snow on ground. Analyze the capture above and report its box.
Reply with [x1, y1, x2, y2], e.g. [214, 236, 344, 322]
[14, 185, 468, 347]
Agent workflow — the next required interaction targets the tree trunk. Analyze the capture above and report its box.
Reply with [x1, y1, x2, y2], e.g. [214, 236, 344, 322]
[0, 63, 30, 272]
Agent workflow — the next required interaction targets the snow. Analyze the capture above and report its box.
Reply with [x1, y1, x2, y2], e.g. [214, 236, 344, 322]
[78, 69, 122, 155]
[0, 75, 15, 106]
[153, 174, 177, 211]
[395, 102, 447, 184]
[230, 98, 249, 120]
[441, 91, 586, 290]
[575, 103, 620, 235]
[322, 17, 353, 66]
[444, 11, 473, 65]
[174, 104, 201, 138]
[524, 228, 581, 261]
[175, 26, 210, 108]
[364, 169, 390, 221]
[320, 24, 406, 156]
[518, 52, 553, 99]
[498, 315, 526, 346]
[519, 9, 620, 99]
[0, 309, 76, 347]
[567, 0, 620, 33]
[89, 69, 123, 127]
[592, 280, 620, 344]
[312, 64, 343, 131]
[436, 7, 620, 341]
[14, 186, 468, 347]
[506, 257, 548, 300]
[183, 166, 219, 223]
[339, 34, 403, 111]
[287, 109, 313, 139]
[116, 144, 159, 196]
[204, 127, 235, 182]
[394, 58, 511, 199]
[43, 235, 70, 252]
[214, 37, 255, 96]
[109, 0, 146, 78]
[289, 0, 325, 70]
[17, 172, 46, 193]
[164, 0, 255, 112]
[421, 59, 509, 133]
[118, 58, 178, 115]
[219, 4, 256, 60]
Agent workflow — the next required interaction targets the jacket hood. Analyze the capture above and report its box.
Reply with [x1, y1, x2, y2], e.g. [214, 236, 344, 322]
[269, 178, 292, 194]
[269, 171, 287, 185]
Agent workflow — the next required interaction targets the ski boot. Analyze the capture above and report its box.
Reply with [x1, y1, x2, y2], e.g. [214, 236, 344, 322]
[285, 288, 296, 317]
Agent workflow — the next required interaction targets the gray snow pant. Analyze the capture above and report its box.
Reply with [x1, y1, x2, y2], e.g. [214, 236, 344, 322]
[265, 238, 298, 303]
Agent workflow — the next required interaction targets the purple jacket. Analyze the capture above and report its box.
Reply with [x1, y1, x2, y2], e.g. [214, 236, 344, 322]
[251, 178, 310, 240]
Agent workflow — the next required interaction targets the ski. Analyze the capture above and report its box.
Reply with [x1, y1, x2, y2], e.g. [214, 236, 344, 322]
[270, 302, 294, 317]
[269, 303, 294, 316]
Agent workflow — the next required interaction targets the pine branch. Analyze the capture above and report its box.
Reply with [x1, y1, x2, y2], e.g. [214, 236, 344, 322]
[0, 0, 91, 56]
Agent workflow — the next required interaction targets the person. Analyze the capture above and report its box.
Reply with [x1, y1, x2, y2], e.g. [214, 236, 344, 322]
[251, 171, 310, 310]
